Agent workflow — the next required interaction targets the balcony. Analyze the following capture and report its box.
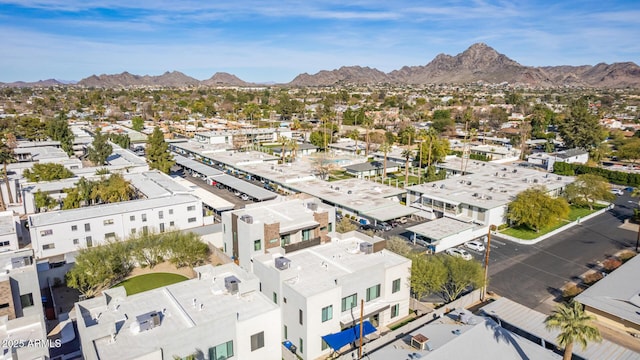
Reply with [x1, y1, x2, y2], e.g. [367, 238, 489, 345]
[283, 237, 321, 254]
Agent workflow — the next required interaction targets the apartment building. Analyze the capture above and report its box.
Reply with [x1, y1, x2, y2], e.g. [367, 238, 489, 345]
[194, 128, 292, 146]
[75, 263, 281, 360]
[252, 232, 411, 360]
[28, 194, 204, 264]
[0, 249, 49, 360]
[0, 210, 20, 252]
[222, 197, 335, 270]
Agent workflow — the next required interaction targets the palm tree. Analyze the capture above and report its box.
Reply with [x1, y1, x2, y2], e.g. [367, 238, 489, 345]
[347, 129, 360, 154]
[544, 301, 602, 360]
[401, 149, 414, 186]
[277, 136, 287, 164]
[288, 138, 299, 162]
[379, 142, 392, 180]
[0, 144, 15, 205]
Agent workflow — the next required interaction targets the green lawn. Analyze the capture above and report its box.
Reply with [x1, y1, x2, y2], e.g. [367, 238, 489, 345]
[114, 273, 189, 295]
[328, 170, 355, 181]
[501, 205, 607, 240]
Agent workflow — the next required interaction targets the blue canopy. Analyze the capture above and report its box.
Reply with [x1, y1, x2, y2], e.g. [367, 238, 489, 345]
[321, 321, 377, 351]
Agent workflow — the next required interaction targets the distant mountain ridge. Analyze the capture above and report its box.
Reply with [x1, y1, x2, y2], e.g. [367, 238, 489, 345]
[3, 44, 640, 88]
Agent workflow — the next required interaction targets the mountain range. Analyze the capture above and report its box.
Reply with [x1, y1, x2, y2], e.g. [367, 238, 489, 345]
[2, 43, 639, 88]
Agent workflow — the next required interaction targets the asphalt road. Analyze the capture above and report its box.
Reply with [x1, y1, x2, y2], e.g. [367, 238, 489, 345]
[487, 193, 638, 313]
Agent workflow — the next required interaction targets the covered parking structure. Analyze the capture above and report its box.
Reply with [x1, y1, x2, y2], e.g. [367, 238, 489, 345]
[405, 217, 484, 253]
[173, 153, 224, 179]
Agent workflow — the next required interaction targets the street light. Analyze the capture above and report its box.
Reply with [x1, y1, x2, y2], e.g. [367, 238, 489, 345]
[482, 224, 497, 301]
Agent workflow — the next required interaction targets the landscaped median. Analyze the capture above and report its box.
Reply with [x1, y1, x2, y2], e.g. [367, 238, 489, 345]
[498, 204, 611, 244]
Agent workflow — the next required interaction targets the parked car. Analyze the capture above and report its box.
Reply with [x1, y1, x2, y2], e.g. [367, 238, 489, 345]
[464, 240, 485, 252]
[445, 247, 473, 260]
[233, 190, 242, 197]
[397, 217, 409, 224]
[379, 222, 392, 231]
[240, 194, 250, 201]
[360, 224, 384, 232]
[611, 188, 624, 196]
[413, 235, 430, 247]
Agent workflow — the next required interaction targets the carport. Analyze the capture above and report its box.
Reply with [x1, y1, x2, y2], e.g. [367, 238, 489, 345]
[211, 174, 278, 201]
[363, 204, 417, 223]
[173, 153, 223, 178]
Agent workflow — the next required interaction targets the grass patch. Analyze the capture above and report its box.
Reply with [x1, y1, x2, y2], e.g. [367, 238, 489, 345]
[388, 314, 418, 331]
[328, 170, 355, 181]
[114, 273, 188, 295]
[501, 205, 606, 240]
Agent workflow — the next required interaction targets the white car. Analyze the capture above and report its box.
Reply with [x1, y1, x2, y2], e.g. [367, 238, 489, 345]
[464, 240, 485, 252]
[611, 188, 623, 196]
[445, 247, 473, 260]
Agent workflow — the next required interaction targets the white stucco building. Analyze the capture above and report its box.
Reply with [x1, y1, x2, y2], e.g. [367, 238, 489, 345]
[75, 264, 281, 360]
[252, 231, 411, 360]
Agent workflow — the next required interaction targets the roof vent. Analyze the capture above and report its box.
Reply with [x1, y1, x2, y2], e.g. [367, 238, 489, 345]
[440, 185, 445, 189]
[307, 202, 318, 211]
[360, 242, 373, 254]
[275, 256, 292, 270]
[240, 215, 253, 224]
[131, 311, 161, 334]
[224, 276, 241, 294]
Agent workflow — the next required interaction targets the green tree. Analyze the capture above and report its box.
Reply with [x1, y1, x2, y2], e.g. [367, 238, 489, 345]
[0, 143, 16, 205]
[565, 174, 616, 210]
[379, 142, 392, 179]
[507, 186, 570, 232]
[410, 254, 485, 302]
[165, 232, 210, 268]
[34, 190, 57, 212]
[545, 301, 602, 360]
[146, 127, 175, 173]
[88, 130, 113, 165]
[131, 116, 145, 131]
[558, 99, 606, 150]
[47, 113, 74, 156]
[401, 149, 414, 185]
[442, 256, 485, 301]
[23, 163, 74, 182]
[109, 133, 131, 150]
[16, 117, 47, 140]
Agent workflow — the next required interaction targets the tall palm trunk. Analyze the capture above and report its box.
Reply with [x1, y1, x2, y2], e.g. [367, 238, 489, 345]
[4, 162, 13, 204]
[0, 184, 5, 211]
[563, 342, 573, 360]
[383, 153, 388, 180]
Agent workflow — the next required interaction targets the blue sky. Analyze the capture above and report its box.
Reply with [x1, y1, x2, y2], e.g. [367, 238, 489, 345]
[1, 0, 639, 83]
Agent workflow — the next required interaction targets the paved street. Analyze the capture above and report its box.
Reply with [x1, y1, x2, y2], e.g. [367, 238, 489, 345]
[488, 193, 638, 313]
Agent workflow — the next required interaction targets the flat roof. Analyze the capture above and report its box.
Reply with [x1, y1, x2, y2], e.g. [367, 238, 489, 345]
[406, 217, 476, 240]
[173, 153, 224, 177]
[126, 171, 190, 199]
[366, 312, 559, 360]
[14, 146, 69, 161]
[212, 174, 278, 201]
[171, 177, 235, 211]
[0, 212, 15, 236]
[232, 197, 330, 228]
[78, 264, 277, 360]
[29, 193, 200, 227]
[254, 232, 409, 298]
[106, 147, 148, 167]
[481, 297, 640, 360]
[575, 254, 640, 326]
[407, 158, 574, 209]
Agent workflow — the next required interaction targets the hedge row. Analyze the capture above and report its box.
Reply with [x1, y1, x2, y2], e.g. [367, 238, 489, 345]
[553, 162, 640, 187]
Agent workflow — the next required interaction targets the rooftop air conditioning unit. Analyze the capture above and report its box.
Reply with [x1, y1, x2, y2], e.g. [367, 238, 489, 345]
[360, 242, 373, 254]
[224, 276, 240, 294]
[240, 215, 254, 224]
[132, 311, 161, 333]
[307, 203, 318, 211]
[275, 257, 292, 270]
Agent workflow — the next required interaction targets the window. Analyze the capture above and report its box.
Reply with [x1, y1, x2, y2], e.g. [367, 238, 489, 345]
[130, 215, 135, 221]
[169, 209, 174, 215]
[302, 229, 311, 241]
[142, 214, 147, 222]
[188, 217, 197, 223]
[158, 211, 164, 219]
[86, 236, 93, 247]
[392, 278, 401, 293]
[391, 304, 400, 318]
[0, 241, 9, 247]
[40, 229, 53, 236]
[169, 221, 175, 227]
[42, 243, 55, 250]
[280, 234, 290, 246]
[131, 228, 136, 234]
[273, 292, 278, 304]
[159, 223, 165, 233]
[187, 205, 196, 211]
[366, 284, 381, 302]
[328, 223, 333, 232]
[84, 223, 91, 231]
[142, 226, 148, 235]
[71, 225, 78, 231]
[209, 340, 233, 360]
[20, 293, 33, 308]
[254, 239, 261, 251]
[73, 239, 79, 245]
[284, 325, 288, 340]
[250, 332, 264, 351]
[104, 232, 116, 240]
[103, 219, 114, 225]
[0, 303, 9, 309]
[342, 294, 358, 312]
[321, 338, 329, 351]
[299, 338, 303, 354]
[299, 309, 303, 325]
[321, 305, 333, 322]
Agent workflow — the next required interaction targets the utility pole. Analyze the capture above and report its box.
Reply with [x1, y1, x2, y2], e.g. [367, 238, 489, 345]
[482, 225, 497, 301]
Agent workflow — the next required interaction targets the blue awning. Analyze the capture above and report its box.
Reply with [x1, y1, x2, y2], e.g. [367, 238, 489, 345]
[321, 321, 377, 351]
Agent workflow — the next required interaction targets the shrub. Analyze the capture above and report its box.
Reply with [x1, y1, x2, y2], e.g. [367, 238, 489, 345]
[562, 283, 584, 300]
[618, 251, 637, 263]
[602, 258, 622, 272]
[582, 271, 603, 285]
